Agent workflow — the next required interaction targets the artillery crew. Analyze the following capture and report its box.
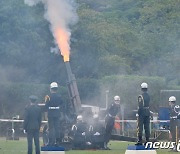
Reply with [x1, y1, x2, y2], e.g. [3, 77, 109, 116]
[169, 96, 180, 151]
[44, 82, 63, 146]
[71, 115, 88, 149]
[136, 82, 150, 145]
[104, 95, 121, 149]
[89, 114, 106, 149]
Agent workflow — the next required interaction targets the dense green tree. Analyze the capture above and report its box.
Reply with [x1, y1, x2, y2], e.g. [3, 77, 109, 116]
[0, 0, 179, 117]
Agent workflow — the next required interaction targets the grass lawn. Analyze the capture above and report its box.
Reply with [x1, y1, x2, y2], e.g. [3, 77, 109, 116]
[0, 138, 177, 154]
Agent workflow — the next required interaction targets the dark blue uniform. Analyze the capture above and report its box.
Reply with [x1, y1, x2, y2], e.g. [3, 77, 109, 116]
[44, 93, 63, 146]
[23, 104, 41, 154]
[137, 91, 150, 143]
[169, 104, 180, 143]
[72, 122, 88, 149]
[105, 102, 120, 145]
[89, 120, 105, 149]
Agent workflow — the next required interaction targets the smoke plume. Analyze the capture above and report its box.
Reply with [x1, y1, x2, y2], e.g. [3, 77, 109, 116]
[24, 0, 78, 60]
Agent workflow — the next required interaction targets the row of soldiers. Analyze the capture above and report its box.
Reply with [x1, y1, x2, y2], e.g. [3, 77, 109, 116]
[23, 82, 121, 154]
[136, 82, 180, 153]
[23, 81, 180, 154]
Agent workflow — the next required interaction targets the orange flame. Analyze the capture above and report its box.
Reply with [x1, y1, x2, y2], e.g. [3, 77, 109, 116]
[54, 28, 70, 62]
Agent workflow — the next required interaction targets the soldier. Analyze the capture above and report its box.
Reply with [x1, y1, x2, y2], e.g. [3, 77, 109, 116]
[169, 96, 180, 151]
[104, 95, 121, 150]
[44, 82, 63, 146]
[136, 82, 150, 145]
[71, 115, 88, 149]
[89, 114, 106, 149]
[23, 95, 42, 154]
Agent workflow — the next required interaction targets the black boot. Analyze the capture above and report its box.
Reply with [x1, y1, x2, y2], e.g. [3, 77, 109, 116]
[135, 137, 142, 146]
[135, 141, 143, 146]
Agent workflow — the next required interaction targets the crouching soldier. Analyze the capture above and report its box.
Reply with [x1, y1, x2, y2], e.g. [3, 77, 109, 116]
[89, 114, 106, 149]
[71, 115, 88, 149]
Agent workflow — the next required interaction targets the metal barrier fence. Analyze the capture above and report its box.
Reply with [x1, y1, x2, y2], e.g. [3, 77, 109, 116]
[0, 119, 172, 154]
[112, 120, 170, 138]
[0, 119, 47, 140]
[0, 119, 170, 139]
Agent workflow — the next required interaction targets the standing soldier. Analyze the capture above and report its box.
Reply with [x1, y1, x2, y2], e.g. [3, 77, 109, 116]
[136, 82, 150, 145]
[44, 82, 63, 146]
[23, 95, 42, 154]
[104, 95, 121, 150]
[169, 96, 180, 152]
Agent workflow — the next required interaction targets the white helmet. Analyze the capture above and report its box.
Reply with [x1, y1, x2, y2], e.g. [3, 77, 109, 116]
[50, 82, 58, 89]
[77, 115, 83, 121]
[169, 96, 176, 102]
[141, 82, 148, 89]
[114, 95, 120, 104]
[114, 95, 120, 101]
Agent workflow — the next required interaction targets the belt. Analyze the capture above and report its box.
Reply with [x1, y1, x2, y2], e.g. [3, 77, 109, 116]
[143, 107, 149, 109]
[49, 107, 60, 110]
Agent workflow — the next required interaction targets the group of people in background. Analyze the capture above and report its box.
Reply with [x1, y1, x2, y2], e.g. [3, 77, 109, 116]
[71, 95, 121, 150]
[23, 81, 179, 154]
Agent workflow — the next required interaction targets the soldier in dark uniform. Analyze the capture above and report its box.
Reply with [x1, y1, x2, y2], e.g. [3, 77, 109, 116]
[44, 82, 63, 146]
[71, 115, 88, 149]
[104, 95, 121, 150]
[89, 114, 106, 149]
[169, 96, 180, 151]
[136, 82, 150, 145]
[23, 95, 42, 154]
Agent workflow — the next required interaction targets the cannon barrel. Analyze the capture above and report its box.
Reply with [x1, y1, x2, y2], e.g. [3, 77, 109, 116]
[65, 61, 82, 114]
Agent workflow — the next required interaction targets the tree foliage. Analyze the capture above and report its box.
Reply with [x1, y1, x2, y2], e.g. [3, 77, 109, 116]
[0, 0, 179, 116]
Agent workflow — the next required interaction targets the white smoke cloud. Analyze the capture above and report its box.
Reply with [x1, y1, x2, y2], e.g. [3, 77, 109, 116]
[50, 46, 59, 55]
[44, 0, 78, 31]
[24, 0, 78, 47]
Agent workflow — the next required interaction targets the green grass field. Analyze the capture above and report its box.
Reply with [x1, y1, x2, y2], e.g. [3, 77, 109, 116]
[0, 138, 177, 154]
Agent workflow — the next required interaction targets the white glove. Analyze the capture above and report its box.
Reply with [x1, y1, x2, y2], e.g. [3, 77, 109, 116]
[171, 116, 177, 119]
[23, 130, 26, 134]
[82, 132, 85, 136]
[12, 129, 15, 133]
[94, 132, 100, 136]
